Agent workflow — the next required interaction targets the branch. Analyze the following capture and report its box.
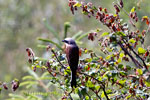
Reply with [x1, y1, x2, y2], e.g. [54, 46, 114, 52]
[118, 41, 143, 68]
[51, 49, 66, 69]
[68, 90, 73, 100]
[89, 88, 101, 100]
[79, 72, 110, 100]
[51, 48, 110, 100]
[122, 39, 148, 70]
[115, 1, 137, 29]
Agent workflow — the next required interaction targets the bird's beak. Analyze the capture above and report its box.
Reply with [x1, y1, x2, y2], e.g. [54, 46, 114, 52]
[62, 40, 66, 42]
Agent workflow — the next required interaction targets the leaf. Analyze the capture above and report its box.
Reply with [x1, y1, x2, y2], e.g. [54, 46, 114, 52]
[119, 79, 126, 85]
[37, 38, 62, 50]
[95, 85, 100, 91]
[101, 32, 109, 37]
[116, 31, 126, 36]
[118, 64, 123, 69]
[101, 91, 105, 98]
[76, 32, 89, 41]
[119, 53, 124, 58]
[22, 75, 35, 80]
[20, 81, 37, 87]
[87, 80, 94, 88]
[120, 71, 127, 76]
[131, 7, 136, 13]
[145, 81, 150, 87]
[142, 16, 148, 19]
[106, 89, 112, 94]
[137, 69, 143, 75]
[37, 44, 47, 49]
[106, 55, 111, 60]
[129, 39, 136, 43]
[72, 31, 83, 40]
[43, 18, 61, 43]
[9, 94, 24, 99]
[85, 96, 89, 100]
[117, 58, 121, 63]
[138, 47, 146, 54]
[73, 2, 82, 7]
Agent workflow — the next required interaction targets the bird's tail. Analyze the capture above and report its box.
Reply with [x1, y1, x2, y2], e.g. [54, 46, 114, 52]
[71, 70, 77, 88]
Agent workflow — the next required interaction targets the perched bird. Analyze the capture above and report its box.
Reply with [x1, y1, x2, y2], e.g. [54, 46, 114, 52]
[62, 38, 79, 88]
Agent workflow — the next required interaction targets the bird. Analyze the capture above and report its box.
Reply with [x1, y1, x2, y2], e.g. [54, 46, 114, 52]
[62, 38, 79, 88]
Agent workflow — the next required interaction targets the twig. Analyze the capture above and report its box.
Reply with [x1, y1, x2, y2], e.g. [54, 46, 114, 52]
[38, 80, 57, 100]
[68, 90, 73, 100]
[79, 72, 110, 100]
[51, 48, 110, 99]
[115, 1, 137, 29]
[118, 41, 143, 68]
[122, 39, 148, 70]
[89, 88, 101, 100]
[51, 49, 66, 69]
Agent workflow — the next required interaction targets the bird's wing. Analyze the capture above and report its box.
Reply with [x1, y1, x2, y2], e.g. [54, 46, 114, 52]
[66, 45, 79, 70]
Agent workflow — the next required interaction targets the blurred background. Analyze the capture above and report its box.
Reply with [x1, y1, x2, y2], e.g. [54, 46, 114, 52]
[0, 0, 150, 99]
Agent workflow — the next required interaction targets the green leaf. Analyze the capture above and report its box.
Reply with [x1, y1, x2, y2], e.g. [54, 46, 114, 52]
[85, 96, 90, 100]
[73, 2, 82, 7]
[22, 75, 34, 80]
[95, 85, 100, 91]
[72, 31, 83, 40]
[117, 58, 121, 63]
[106, 55, 111, 60]
[37, 38, 62, 50]
[76, 32, 89, 41]
[9, 94, 24, 99]
[138, 47, 146, 54]
[131, 7, 136, 13]
[142, 16, 148, 19]
[118, 64, 123, 69]
[37, 44, 47, 49]
[64, 22, 71, 38]
[137, 69, 143, 75]
[87, 81, 94, 88]
[101, 91, 105, 98]
[20, 81, 37, 87]
[145, 81, 150, 87]
[106, 89, 112, 94]
[120, 71, 127, 76]
[119, 79, 126, 85]
[129, 39, 136, 43]
[0, 88, 2, 94]
[119, 53, 124, 58]
[116, 32, 126, 36]
[43, 18, 61, 44]
[101, 32, 109, 37]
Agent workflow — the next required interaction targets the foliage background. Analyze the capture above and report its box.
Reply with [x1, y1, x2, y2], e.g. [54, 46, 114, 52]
[0, 0, 150, 99]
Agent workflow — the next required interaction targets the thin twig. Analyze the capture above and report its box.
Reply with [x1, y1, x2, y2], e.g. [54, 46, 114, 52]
[51, 49, 110, 99]
[115, 1, 137, 29]
[89, 88, 102, 100]
[79, 72, 110, 100]
[68, 90, 73, 100]
[122, 39, 148, 70]
[51, 49, 66, 69]
[118, 41, 142, 68]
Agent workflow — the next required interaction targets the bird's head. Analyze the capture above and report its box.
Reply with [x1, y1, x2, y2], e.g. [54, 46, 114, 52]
[62, 38, 77, 45]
